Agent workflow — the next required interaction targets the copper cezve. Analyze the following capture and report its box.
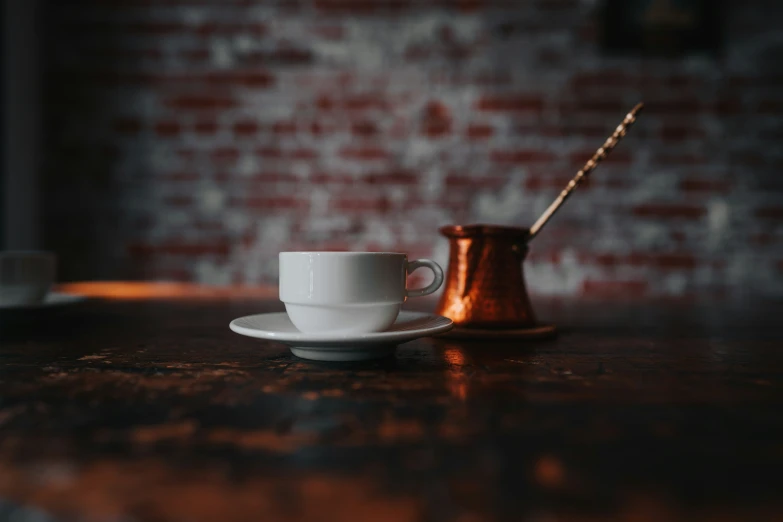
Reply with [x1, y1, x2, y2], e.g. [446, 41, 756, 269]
[436, 103, 644, 330]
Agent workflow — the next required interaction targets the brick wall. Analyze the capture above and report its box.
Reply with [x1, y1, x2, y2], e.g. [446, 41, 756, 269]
[42, 0, 783, 298]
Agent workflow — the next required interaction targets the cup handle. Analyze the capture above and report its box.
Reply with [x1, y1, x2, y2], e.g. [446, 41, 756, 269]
[405, 259, 444, 298]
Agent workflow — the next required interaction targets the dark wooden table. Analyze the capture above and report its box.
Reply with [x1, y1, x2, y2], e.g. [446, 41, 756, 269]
[1, 283, 782, 522]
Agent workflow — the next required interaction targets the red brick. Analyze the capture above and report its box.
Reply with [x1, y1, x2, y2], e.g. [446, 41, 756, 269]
[404, 44, 430, 61]
[654, 254, 697, 270]
[557, 122, 613, 138]
[272, 121, 298, 134]
[633, 204, 707, 220]
[660, 126, 707, 142]
[655, 153, 708, 166]
[626, 253, 697, 270]
[569, 70, 635, 89]
[364, 170, 418, 185]
[463, 71, 512, 86]
[291, 149, 317, 160]
[490, 150, 556, 164]
[446, 174, 506, 189]
[653, 100, 705, 114]
[466, 124, 493, 139]
[438, 25, 455, 43]
[256, 147, 283, 159]
[310, 172, 356, 184]
[679, 179, 731, 193]
[265, 47, 313, 65]
[477, 95, 543, 112]
[581, 279, 648, 297]
[352, 120, 379, 137]
[526, 250, 562, 264]
[534, 125, 567, 137]
[113, 118, 142, 135]
[316, 96, 334, 110]
[240, 196, 307, 210]
[756, 207, 783, 220]
[240, 49, 311, 66]
[233, 120, 259, 137]
[255, 147, 317, 160]
[245, 172, 300, 183]
[449, 0, 486, 12]
[433, 194, 469, 214]
[603, 177, 629, 190]
[563, 99, 629, 113]
[154, 121, 181, 137]
[206, 71, 275, 88]
[650, 73, 703, 90]
[571, 71, 702, 91]
[671, 231, 687, 243]
[445, 45, 472, 61]
[342, 95, 389, 111]
[339, 147, 389, 161]
[421, 101, 452, 138]
[315, 0, 410, 12]
[591, 253, 621, 267]
[309, 121, 338, 135]
[569, 148, 632, 166]
[165, 95, 237, 110]
[311, 24, 344, 40]
[332, 197, 391, 213]
[526, 175, 589, 191]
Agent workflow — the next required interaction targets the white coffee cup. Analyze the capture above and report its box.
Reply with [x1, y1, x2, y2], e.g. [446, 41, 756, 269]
[0, 251, 57, 306]
[279, 251, 444, 334]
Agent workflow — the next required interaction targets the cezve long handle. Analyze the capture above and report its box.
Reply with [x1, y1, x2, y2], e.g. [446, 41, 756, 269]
[528, 102, 644, 241]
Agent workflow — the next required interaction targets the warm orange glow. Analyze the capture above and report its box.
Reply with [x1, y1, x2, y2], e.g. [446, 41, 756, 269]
[443, 347, 469, 401]
[449, 381, 468, 401]
[443, 348, 465, 366]
[56, 281, 278, 300]
[534, 455, 566, 488]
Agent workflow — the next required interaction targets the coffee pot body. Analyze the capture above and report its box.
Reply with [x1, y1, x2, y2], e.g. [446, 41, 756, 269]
[436, 225, 537, 329]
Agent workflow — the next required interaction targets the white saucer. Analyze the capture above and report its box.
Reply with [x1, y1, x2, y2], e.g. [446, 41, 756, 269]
[0, 292, 88, 310]
[229, 311, 453, 361]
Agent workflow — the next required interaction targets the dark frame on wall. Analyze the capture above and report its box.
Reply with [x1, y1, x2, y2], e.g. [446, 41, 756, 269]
[599, 0, 724, 57]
